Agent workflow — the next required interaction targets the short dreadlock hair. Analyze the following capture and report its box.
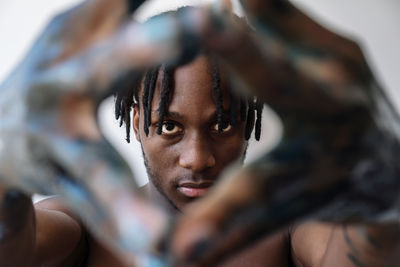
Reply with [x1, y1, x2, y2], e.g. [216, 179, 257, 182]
[114, 8, 263, 143]
[114, 55, 263, 143]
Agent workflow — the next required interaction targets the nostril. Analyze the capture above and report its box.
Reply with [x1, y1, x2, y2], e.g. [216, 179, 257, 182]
[178, 148, 215, 171]
[207, 155, 216, 168]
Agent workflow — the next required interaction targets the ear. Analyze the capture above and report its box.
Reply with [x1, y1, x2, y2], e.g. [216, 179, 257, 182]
[133, 105, 141, 142]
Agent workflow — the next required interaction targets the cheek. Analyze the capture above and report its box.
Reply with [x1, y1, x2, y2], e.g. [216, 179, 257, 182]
[142, 138, 178, 175]
[215, 137, 246, 166]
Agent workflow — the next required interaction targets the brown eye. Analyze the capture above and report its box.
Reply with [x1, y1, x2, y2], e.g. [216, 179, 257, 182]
[161, 121, 182, 135]
[212, 121, 232, 133]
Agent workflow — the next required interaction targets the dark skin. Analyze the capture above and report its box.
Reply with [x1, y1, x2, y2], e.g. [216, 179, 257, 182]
[0, 0, 398, 265]
[133, 55, 248, 212]
[0, 54, 393, 267]
[132, 55, 330, 267]
[0, 54, 299, 267]
[133, 54, 291, 266]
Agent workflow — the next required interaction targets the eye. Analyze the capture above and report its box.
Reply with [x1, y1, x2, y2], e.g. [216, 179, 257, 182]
[211, 121, 232, 133]
[161, 121, 182, 135]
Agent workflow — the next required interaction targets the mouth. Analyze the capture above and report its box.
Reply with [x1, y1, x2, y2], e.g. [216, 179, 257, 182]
[177, 182, 214, 198]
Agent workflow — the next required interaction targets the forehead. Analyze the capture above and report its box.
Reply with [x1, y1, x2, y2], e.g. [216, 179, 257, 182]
[174, 55, 214, 90]
[151, 55, 231, 115]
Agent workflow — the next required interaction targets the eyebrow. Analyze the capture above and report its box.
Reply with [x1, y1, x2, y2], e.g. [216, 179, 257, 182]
[151, 110, 185, 120]
[151, 109, 231, 121]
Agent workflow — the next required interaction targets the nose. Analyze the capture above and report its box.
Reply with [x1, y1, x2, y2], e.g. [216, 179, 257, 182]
[178, 134, 215, 172]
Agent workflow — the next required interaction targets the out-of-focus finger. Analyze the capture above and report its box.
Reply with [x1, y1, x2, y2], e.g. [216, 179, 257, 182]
[185, 6, 369, 114]
[34, 10, 200, 100]
[240, 0, 366, 65]
[50, 0, 148, 48]
[28, 0, 147, 70]
[170, 157, 350, 266]
[31, 132, 168, 264]
[240, 0, 374, 102]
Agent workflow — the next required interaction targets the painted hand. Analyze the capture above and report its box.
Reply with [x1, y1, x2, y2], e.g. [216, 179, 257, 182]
[0, 0, 170, 264]
[168, 1, 400, 265]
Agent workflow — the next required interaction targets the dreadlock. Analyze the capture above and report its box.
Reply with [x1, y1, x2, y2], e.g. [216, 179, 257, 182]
[114, 56, 264, 143]
[114, 71, 138, 143]
[156, 65, 175, 135]
[245, 97, 256, 140]
[211, 58, 224, 132]
[255, 98, 264, 141]
[142, 66, 160, 136]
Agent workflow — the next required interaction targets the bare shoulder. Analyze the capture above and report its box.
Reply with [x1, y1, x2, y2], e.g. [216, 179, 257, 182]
[33, 196, 89, 266]
[220, 230, 291, 267]
[34, 197, 130, 267]
[290, 222, 334, 267]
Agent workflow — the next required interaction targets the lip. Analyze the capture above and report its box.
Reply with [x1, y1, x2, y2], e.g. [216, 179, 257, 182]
[177, 182, 214, 198]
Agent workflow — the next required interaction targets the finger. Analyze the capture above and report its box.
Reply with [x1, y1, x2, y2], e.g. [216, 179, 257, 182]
[34, 10, 199, 100]
[32, 132, 169, 263]
[170, 156, 350, 265]
[50, 0, 148, 45]
[242, 0, 376, 101]
[239, 0, 370, 81]
[28, 0, 147, 70]
[240, 0, 365, 63]
[190, 5, 372, 114]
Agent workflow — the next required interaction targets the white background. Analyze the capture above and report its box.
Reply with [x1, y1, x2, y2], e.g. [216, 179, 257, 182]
[1, 0, 399, 187]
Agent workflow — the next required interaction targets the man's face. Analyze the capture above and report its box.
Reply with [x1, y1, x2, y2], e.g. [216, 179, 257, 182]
[133, 55, 248, 211]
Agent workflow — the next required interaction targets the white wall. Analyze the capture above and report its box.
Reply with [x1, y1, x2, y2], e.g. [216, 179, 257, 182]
[1, 0, 399, 188]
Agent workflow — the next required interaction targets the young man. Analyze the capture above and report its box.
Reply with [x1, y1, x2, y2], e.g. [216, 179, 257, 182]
[0, 8, 396, 267]
[114, 53, 330, 267]
[1, 1, 399, 265]
[112, 52, 400, 267]
[1, 47, 397, 267]
[0, 49, 319, 266]
[116, 55, 262, 213]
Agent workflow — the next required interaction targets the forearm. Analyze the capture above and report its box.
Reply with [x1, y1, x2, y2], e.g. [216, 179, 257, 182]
[320, 223, 400, 267]
[0, 187, 35, 267]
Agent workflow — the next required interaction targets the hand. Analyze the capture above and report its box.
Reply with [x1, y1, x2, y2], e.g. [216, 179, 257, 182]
[168, 0, 400, 265]
[0, 0, 170, 264]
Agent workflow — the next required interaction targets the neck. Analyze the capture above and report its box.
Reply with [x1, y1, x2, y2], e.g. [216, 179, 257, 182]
[141, 182, 180, 216]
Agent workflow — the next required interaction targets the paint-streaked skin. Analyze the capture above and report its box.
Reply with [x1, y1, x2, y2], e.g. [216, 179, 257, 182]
[0, 0, 171, 265]
[1, 0, 400, 266]
[169, 1, 400, 266]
